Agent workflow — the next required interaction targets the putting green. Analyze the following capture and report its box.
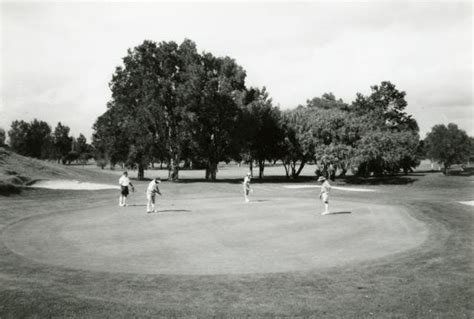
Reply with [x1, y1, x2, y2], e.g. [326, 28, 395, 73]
[2, 196, 428, 275]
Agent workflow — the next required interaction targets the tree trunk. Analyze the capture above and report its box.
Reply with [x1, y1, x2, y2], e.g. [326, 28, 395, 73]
[295, 160, 306, 178]
[138, 163, 145, 180]
[249, 160, 253, 177]
[290, 160, 306, 178]
[283, 162, 290, 179]
[443, 163, 448, 175]
[258, 160, 265, 179]
[290, 161, 297, 178]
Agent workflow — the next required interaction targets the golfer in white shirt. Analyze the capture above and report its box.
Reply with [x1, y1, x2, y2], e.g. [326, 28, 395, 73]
[146, 177, 162, 213]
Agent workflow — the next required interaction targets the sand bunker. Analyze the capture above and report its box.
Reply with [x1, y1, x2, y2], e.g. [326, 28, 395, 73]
[30, 180, 118, 190]
[458, 201, 474, 206]
[284, 185, 375, 192]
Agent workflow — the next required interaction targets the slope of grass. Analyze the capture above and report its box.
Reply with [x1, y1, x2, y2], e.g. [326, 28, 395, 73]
[0, 147, 119, 194]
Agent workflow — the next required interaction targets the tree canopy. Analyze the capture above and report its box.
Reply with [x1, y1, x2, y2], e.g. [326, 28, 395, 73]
[94, 39, 247, 180]
[349, 81, 420, 176]
[240, 87, 283, 179]
[89, 39, 431, 181]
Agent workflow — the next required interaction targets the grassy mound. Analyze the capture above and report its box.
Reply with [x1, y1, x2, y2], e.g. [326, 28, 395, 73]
[0, 147, 109, 195]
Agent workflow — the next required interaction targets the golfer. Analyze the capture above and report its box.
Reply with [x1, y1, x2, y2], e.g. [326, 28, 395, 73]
[318, 176, 331, 215]
[243, 172, 252, 203]
[146, 177, 162, 213]
[118, 171, 134, 207]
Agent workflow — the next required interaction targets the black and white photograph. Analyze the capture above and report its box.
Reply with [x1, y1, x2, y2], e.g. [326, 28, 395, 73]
[0, 0, 472, 317]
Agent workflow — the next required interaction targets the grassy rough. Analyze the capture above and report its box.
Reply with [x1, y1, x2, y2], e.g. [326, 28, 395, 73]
[0, 147, 119, 195]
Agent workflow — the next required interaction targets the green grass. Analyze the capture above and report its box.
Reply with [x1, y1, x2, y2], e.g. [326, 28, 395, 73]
[0, 155, 473, 317]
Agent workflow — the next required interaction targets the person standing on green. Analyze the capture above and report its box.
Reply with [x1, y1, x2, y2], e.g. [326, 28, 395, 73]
[318, 176, 331, 215]
[146, 177, 162, 213]
[118, 171, 134, 207]
[243, 172, 252, 203]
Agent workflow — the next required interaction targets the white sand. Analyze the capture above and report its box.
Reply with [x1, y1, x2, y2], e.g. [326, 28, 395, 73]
[31, 180, 119, 190]
[458, 201, 474, 206]
[284, 185, 375, 192]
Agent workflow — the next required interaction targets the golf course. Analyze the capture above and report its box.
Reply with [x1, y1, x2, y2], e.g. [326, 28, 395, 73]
[0, 152, 472, 317]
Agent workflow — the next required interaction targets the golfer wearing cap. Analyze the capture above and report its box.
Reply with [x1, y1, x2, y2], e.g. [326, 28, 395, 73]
[318, 176, 331, 215]
[243, 172, 252, 203]
[146, 177, 162, 213]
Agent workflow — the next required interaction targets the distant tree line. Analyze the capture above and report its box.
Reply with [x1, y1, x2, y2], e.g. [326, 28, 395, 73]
[5, 120, 93, 165]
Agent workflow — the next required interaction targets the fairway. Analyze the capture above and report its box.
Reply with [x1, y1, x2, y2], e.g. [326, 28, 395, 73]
[3, 193, 427, 275]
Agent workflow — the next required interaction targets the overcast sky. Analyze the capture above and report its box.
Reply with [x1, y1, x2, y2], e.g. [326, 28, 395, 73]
[1, 1, 472, 140]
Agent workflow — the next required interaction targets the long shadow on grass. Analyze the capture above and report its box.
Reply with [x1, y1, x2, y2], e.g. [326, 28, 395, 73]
[148, 209, 192, 213]
[326, 211, 352, 215]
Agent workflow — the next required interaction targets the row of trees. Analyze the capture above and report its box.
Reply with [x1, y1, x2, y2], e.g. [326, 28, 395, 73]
[3, 40, 470, 179]
[92, 39, 424, 181]
[5, 120, 93, 164]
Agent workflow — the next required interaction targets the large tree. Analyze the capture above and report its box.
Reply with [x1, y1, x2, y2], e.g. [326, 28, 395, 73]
[92, 107, 130, 168]
[350, 81, 420, 175]
[97, 39, 200, 180]
[187, 53, 247, 180]
[306, 106, 360, 178]
[424, 123, 471, 174]
[241, 87, 283, 179]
